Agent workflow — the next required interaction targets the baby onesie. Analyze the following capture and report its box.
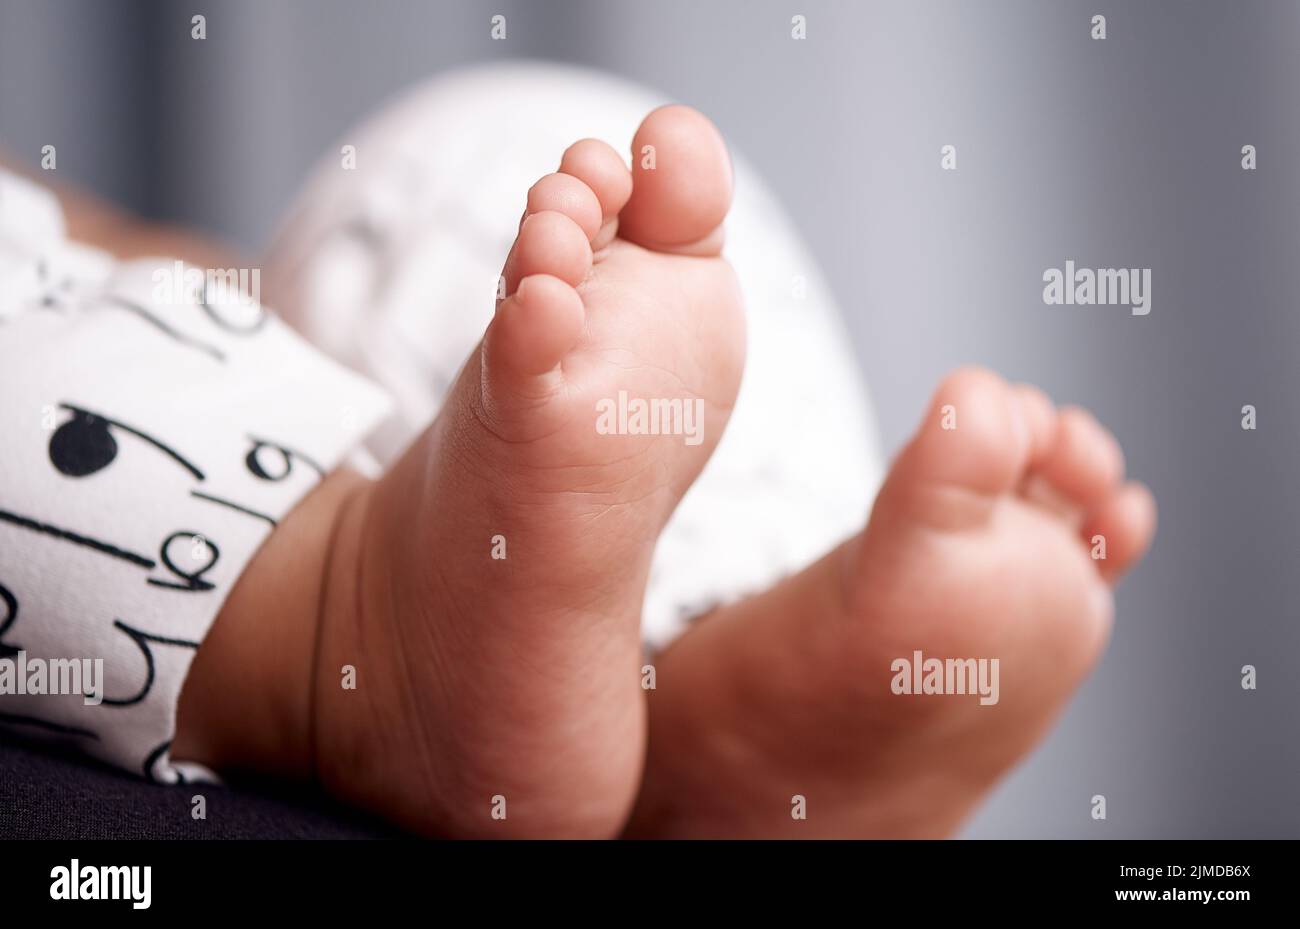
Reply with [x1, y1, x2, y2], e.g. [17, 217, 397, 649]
[0, 168, 390, 782]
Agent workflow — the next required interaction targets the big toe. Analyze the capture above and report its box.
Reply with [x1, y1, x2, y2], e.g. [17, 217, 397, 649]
[896, 366, 1032, 496]
[618, 105, 733, 255]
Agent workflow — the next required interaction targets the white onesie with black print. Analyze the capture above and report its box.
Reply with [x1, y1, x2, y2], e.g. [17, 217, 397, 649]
[0, 168, 391, 782]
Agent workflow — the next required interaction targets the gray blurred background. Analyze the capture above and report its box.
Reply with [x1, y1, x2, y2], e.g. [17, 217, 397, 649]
[3, 0, 1297, 837]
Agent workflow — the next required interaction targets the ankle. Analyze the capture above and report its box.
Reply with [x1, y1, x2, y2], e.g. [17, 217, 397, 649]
[173, 468, 370, 781]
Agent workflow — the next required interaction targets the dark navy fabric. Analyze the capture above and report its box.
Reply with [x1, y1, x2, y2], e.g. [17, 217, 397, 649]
[0, 739, 397, 839]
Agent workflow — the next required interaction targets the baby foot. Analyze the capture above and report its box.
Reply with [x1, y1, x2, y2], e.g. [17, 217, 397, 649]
[628, 367, 1155, 837]
[175, 105, 741, 837]
[299, 106, 742, 837]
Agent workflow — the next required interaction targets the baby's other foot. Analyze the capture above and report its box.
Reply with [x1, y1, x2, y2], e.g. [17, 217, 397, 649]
[629, 367, 1154, 837]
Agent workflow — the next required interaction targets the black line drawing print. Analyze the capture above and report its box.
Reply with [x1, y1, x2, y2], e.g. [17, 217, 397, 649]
[143, 739, 184, 783]
[102, 294, 226, 362]
[0, 507, 157, 569]
[0, 509, 225, 598]
[146, 531, 220, 593]
[0, 582, 19, 658]
[4, 400, 249, 591]
[34, 258, 75, 312]
[47, 404, 305, 532]
[199, 279, 269, 335]
[245, 436, 325, 481]
[190, 490, 277, 527]
[52, 403, 206, 481]
[100, 619, 200, 707]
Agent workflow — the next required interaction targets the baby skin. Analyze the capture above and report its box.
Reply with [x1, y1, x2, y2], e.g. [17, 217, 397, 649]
[169, 106, 1155, 838]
